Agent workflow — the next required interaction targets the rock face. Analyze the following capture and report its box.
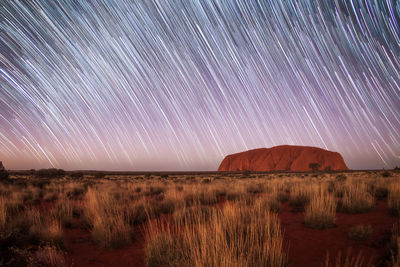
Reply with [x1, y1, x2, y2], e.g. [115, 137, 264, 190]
[218, 145, 348, 172]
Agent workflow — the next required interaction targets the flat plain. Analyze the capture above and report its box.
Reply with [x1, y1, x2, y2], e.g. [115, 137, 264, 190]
[1, 170, 400, 267]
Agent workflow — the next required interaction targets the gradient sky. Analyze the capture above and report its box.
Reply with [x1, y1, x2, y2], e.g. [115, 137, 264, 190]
[0, 0, 399, 171]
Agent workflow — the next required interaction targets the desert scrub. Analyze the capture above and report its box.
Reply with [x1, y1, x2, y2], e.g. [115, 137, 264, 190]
[146, 203, 288, 267]
[348, 225, 373, 241]
[304, 190, 336, 229]
[339, 184, 375, 213]
[84, 187, 133, 248]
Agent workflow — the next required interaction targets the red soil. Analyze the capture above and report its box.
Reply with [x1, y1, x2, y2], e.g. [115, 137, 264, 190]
[279, 200, 396, 267]
[64, 226, 145, 267]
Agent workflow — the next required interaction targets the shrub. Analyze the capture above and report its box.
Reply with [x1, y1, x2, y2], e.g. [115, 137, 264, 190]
[309, 163, 320, 171]
[348, 225, 373, 241]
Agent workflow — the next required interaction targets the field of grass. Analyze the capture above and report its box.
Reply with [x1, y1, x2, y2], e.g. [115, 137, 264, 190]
[0, 170, 399, 266]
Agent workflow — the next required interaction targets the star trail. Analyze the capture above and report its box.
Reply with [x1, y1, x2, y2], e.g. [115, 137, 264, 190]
[0, 0, 399, 171]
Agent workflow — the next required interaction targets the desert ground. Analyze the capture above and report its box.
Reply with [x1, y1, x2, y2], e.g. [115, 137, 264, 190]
[1, 169, 400, 267]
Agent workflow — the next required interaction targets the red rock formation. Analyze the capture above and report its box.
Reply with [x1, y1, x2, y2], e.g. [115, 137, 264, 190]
[218, 145, 348, 172]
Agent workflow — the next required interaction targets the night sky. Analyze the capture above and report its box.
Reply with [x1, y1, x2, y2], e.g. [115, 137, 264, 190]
[0, 0, 399, 171]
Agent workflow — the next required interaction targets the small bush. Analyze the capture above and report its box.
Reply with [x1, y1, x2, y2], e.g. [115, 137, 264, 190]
[348, 225, 373, 241]
[309, 163, 320, 171]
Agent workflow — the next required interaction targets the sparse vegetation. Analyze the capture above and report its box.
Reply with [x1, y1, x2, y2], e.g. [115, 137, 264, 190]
[0, 170, 398, 266]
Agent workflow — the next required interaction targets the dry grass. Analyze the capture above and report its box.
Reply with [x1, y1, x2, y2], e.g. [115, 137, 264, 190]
[146, 203, 288, 267]
[339, 183, 375, 213]
[0, 170, 398, 266]
[288, 183, 313, 210]
[324, 248, 371, 267]
[304, 186, 336, 229]
[84, 187, 133, 248]
[389, 183, 400, 216]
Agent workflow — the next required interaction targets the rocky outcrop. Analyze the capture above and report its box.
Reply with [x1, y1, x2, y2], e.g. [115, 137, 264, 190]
[218, 145, 348, 172]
